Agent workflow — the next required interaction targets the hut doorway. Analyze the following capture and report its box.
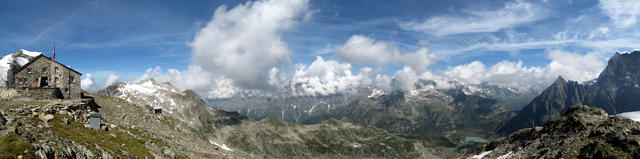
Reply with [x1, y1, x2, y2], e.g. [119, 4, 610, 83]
[40, 77, 48, 87]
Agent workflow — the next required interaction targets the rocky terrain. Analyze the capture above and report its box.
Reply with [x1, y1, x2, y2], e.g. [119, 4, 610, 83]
[98, 79, 435, 158]
[469, 105, 640, 158]
[496, 51, 640, 135]
[213, 117, 426, 158]
[0, 94, 237, 158]
[98, 79, 247, 138]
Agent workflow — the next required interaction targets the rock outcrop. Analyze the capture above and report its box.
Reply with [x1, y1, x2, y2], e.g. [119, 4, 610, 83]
[470, 105, 640, 158]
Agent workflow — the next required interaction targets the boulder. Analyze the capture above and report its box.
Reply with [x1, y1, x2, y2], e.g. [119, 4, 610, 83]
[0, 112, 6, 125]
[39, 114, 54, 123]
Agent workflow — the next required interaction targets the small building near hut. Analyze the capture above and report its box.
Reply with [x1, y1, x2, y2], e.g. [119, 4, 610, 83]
[153, 108, 162, 116]
[6, 54, 82, 99]
[89, 113, 101, 130]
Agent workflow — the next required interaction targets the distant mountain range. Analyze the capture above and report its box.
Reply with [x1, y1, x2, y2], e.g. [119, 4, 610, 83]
[97, 79, 427, 158]
[496, 51, 640, 135]
[209, 81, 537, 123]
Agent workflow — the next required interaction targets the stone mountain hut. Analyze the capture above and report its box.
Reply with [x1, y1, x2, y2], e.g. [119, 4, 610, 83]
[6, 54, 82, 99]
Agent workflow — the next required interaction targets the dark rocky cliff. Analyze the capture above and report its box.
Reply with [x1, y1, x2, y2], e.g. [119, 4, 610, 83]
[496, 51, 640, 135]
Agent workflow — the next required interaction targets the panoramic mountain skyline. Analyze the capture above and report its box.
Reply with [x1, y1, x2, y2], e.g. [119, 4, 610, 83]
[1, 0, 639, 99]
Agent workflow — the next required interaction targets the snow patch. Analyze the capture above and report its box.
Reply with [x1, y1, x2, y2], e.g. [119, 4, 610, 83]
[614, 111, 640, 122]
[368, 88, 384, 99]
[497, 151, 512, 159]
[307, 104, 317, 115]
[20, 49, 42, 57]
[0, 50, 42, 86]
[209, 139, 233, 151]
[471, 151, 492, 159]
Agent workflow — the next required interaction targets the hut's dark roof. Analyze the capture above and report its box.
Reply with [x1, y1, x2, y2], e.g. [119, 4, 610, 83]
[13, 54, 82, 75]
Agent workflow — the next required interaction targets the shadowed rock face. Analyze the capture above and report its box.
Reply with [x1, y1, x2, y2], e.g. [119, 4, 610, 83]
[325, 88, 514, 141]
[496, 51, 640, 135]
[470, 106, 640, 159]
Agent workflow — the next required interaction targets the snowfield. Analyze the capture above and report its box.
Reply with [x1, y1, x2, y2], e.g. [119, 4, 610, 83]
[613, 111, 640, 122]
[0, 49, 41, 85]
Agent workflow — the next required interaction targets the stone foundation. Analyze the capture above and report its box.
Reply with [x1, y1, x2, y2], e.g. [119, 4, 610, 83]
[15, 88, 64, 100]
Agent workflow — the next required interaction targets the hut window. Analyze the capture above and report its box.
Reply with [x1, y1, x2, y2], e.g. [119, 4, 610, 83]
[69, 76, 75, 83]
[55, 77, 59, 83]
[55, 67, 59, 73]
[42, 67, 47, 73]
[27, 68, 31, 73]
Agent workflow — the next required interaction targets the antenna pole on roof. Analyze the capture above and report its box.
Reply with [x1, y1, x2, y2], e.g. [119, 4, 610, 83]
[53, 41, 56, 60]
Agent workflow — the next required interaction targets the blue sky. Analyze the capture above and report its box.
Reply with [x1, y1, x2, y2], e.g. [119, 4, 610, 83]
[1, 0, 639, 97]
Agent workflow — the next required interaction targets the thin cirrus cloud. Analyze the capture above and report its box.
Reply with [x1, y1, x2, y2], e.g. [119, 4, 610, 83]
[398, 0, 545, 36]
[598, 0, 640, 28]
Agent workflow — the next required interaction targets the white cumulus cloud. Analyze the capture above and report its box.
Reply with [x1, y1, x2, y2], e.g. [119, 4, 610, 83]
[81, 73, 94, 90]
[335, 35, 435, 73]
[80, 72, 121, 92]
[399, 0, 544, 36]
[289, 56, 371, 96]
[104, 74, 119, 88]
[189, 0, 309, 90]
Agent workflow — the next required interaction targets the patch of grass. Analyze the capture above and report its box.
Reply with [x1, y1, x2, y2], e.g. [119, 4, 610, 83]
[0, 133, 35, 158]
[0, 100, 50, 109]
[49, 114, 152, 158]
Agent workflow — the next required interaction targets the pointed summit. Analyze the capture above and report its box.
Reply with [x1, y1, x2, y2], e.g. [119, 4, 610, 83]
[553, 76, 566, 85]
[497, 50, 640, 135]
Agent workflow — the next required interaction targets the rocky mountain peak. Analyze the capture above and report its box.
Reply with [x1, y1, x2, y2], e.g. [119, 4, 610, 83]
[470, 105, 640, 158]
[553, 76, 566, 85]
[98, 79, 246, 130]
[598, 51, 640, 86]
[496, 51, 640, 135]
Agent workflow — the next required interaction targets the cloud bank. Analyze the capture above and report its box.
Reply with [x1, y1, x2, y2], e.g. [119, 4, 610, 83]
[433, 50, 607, 90]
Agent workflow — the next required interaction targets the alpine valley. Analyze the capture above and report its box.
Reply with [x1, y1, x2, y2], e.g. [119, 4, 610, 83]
[2, 0, 640, 158]
[4, 50, 640, 158]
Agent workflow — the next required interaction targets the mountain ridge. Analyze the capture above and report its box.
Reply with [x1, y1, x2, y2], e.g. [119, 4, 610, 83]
[496, 51, 640, 135]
